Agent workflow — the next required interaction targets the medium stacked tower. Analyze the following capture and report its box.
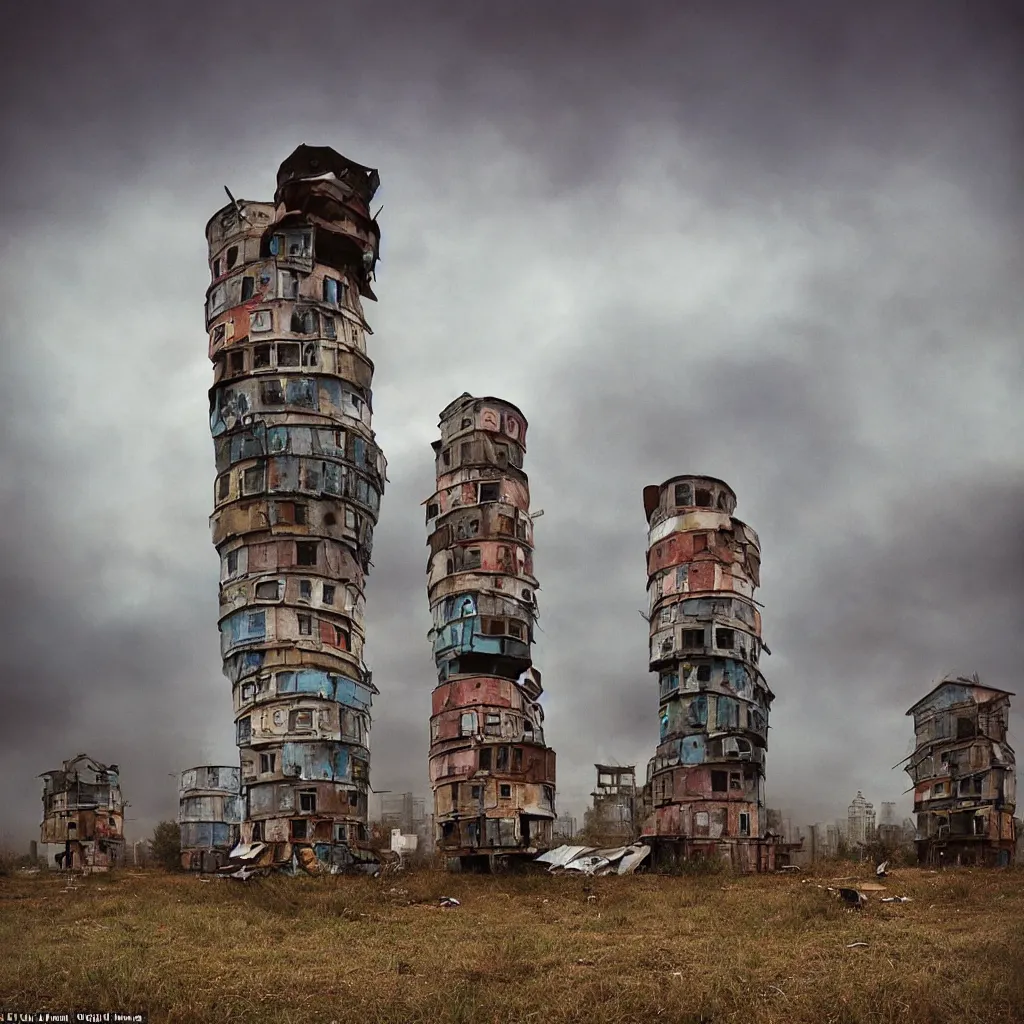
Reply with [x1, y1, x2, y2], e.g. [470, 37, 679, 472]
[425, 394, 556, 868]
[640, 476, 776, 872]
[178, 766, 242, 872]
[205, 146, 385, 872]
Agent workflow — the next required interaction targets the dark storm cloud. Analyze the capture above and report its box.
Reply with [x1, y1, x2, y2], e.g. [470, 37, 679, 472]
[0, 2, 1021, 842]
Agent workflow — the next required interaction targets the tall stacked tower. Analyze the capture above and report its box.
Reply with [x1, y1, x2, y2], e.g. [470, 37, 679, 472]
[640, 476, 775, 872]
[205, 145, 385, 872]
[178, 766, 242, 872]
[424, 394, 556, 868]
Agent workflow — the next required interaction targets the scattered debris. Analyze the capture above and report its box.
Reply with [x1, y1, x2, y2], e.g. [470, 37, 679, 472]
[575, 958, 596, 966]
[535, 843, 652, 876]
[396, 962, 412, 975]
[846, 942, 869, 948]
[439, 896, 460, 908]
[837, 888, 868, 909]
[876, 860, 889, 877]
[881, 896, 913, 903]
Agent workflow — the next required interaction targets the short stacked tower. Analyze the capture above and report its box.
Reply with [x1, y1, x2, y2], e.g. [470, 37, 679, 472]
[641, 476, 775, 872]
[424, 394, 556, 868]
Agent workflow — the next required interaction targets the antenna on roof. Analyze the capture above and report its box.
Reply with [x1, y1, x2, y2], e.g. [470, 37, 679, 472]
[224, 185, 252, 224]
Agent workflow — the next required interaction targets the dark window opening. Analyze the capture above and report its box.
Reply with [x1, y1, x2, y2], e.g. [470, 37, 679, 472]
[674, 483, 692, 506]
[261, 380, 285, 405]
[711, 770, 728, 792]
[290, 309, 317, 334]
[496, 747, 509, 771]
[254, 581, 279, 600]
[322, 585, 335, 605]
[226, 245, 239, 269]
[693, 533, 708, 553]
[323, 511, 336, 526]
[323, 316, 336, 339]
[301, 343, 318, 367]
[259, 753, 274, 773]
[478, 748, 492, 770]
[497, 515, 514, 535]
[242, 467, 264, 494]
[296, 541, 318, 566]
[471, 785, 482, 799]
[426, 503, 439, 520]
[738, 813, 750, 836]
[717, 492, 728, 510]
[499, 784, 511, 798]
[479, 483, 500, 503]
[228, 350, 244, 375]
[278, 343, 300, 367]
[461, 418, 472, 428]
[294, 504, 308, 525]
[226, 550, 239, 574]
[299, 579, 312, 600]
[716, 629, 735, 649]
[956, 717, 975, 740]
[442, 450, 451, 466]
[682, 629, 704, 648]
[291, 819, 308, 840]
[729, 773, 742, 790]
[299, 791, 317, 813]
[512, 748, 523, 771]
[695, 488, 713, 507]
[217, 475, 230, 501]
[696, 664, 712, 682]
[240, 276, 255, 301]
[213, 258, 222, 277]
[297, 614, 312, 636]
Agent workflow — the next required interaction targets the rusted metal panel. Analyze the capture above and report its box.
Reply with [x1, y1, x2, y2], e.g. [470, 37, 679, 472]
[425, 395, 556, 866]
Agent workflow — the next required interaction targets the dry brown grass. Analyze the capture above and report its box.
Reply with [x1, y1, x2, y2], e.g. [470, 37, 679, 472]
[1, 864, 1022, 1023]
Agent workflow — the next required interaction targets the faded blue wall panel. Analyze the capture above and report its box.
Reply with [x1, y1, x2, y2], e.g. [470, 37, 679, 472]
[682, 735, 706, 764]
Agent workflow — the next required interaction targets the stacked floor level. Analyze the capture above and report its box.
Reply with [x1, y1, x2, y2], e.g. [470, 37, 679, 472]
[178, 765, 242, 872]
[425, 394, 556, 865]
[641, 476, 775, 872]
[205, 145, 385, 871]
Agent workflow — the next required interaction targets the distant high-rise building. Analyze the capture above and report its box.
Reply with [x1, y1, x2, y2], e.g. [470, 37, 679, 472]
[639, 476, 776, 872]
[847, 791, 876, 846]
[205, 145, 385, 873]
[880, 801, 896, 826]
[904, 675, 1016, 867]
[425, 394, 557, 867]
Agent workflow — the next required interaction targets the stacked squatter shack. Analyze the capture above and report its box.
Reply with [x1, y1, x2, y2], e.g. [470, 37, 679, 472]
[904, 676, 1016, 867]
[641, 476, 778, 872]
[178, 765, 242, 872]
[39, 754, 125, 872]
[205, 145, 386, 873]
[425, 394, 557, 869]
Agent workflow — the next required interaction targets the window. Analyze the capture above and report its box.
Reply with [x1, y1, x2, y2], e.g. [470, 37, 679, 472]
[261, 379, 285, 405]
[226, 550, 239, 574]
[695, 488, 712, 507]
[956, 717, 975, 740]
[322, 278, 344, 304]
[729, 772, 742, 790]
[291, 819, 308, 839]
[228, 350, 244, 375]
[479, 483, 499, 503]
[696, 664, 712, 682]
[478, 748, 492, 770]
[294, 504, 308, 525]
[483, 618, 505, 637]
[279, 271, 298, 299]
[460, 442, 472, 462]
[426, 502, 439, 520]
[471, 785, 482, 799]
[512, 748, 522, 772]
[290, 308, 317, 334]
[250, 310, 272, 333]
[460, 712, 475, 735]
[507, 620, 525, 640]
[259, 753, 274, 773]
[484, 713, 501, 736]
[716, 629, 735, 649]
[496, 746, 509, 771]
[236, 716, 251, 744]
[303, 462, 320, 492]
[933, 782, 946, 796]
[297, 614, 312, 636]
[693, 533, 708, 553]
[241, 682, 256, 702]
[323, 315, 336, 339]
[212, 259, 223, 278]
[296, 541, 318, 566]
[497, 515, 514, 535]
[464, 548, 482, 570]
[239, 276, 255, 301]
[711, 770, 728, 792]
[290, 710, 314, 731]
[278, 342, 300, 367]
[738, 812, 750, 836]
[255, 581, 279, 601]
[217, 475, 230, 501]
[226, 245, 239, 269]
[674, 483, 691, 506]
[299, 579, 312, 600]
[499, 784, 511, 798]
[242, 467, 264, 494]
[442, 450, 451, 466]
[247, 611, 265, 632]
[682, 629, 704, 648]
[322, 584, 335, 605]
[301, 343, 318, 367]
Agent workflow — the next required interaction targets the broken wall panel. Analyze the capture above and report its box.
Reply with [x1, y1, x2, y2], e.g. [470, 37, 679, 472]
[205, 145, 385, 872]
[640, 476, 777, 872]
[904, 675, 1017, 867]
[425, 395, 556, 866]
[39, 754, 125, 872]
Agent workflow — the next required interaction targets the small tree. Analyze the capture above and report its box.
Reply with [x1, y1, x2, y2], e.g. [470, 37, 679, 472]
[150, 821, 181, 871]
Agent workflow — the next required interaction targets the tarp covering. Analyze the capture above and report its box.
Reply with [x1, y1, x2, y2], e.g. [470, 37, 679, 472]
[534, 843, 651, 876]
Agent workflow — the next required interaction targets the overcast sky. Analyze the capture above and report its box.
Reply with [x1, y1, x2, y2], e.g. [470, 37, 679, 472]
[1, 1, 1021, 846]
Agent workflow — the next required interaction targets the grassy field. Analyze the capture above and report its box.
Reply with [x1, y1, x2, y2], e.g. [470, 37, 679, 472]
[0, 863, 1021, 1024]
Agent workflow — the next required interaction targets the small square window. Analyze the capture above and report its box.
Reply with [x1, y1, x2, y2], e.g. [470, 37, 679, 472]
[290, 710, 314, 731]
[484, 713, 501, 736]
[479, 483, 500, 503]
[296, 541, 318, 566]
[291, 819, 308, 840]
[297, 614, 312, 636]
[460, 712, 475, 735]
[322, 584, 335, 605]
[695, 488, 713, 507]
[499, 784, 511, 798]
[716, 629, 735, 650]
[470, 785, 482, 799]
[711, 770, 728, 792]
[228, 350, 244, 375]
[692, 533, 708, 553]
[242, 467, 264, 494]
[299, 579, 312, 600]
[259, 752, 274, 773]
[426, 502, 439, 521]
[254, 581, 279, 601]
[298, 791, 317, 813]
[250, 310, 272, 333]
[682, 629, 704, 648]
[278, 342, 300, 367]
[696, 664, 712, 682]
[729, 772, 742, 790]
[674, 483, 692, 506]
[261, 380, 285, 405]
